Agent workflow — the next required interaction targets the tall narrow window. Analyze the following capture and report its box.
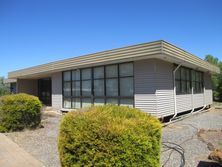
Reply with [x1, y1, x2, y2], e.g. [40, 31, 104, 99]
[192, 71, 203, 93]
[106, 65, 118, 98]
[175, 67, 191, 94]
[63, 71, 71, 107]
[81, 68, 92, 97]
[93, 67, 104, 96]
[71, 70, 81, 109]
[119, 63, 134, 106]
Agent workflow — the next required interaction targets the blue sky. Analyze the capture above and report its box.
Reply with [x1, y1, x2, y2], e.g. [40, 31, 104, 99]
[0, 0, 222, 77]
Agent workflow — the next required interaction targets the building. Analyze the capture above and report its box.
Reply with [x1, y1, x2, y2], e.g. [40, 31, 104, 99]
[6, 40, 219, 118]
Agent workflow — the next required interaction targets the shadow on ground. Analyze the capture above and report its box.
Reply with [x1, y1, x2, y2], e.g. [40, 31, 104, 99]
[197, 161, 221, 167]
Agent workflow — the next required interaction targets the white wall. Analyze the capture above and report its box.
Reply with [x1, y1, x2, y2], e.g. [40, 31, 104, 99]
[134, 58, 213, 118]
[51, 72, 63, 109]
[134, 59, 157, 115]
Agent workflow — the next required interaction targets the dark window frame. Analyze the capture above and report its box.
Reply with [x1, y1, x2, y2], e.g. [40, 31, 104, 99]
[175, 66, 192, 95]
[175, 65, 204, 95]
[192, 70, 204, 94]
[62, 62, 134, 109]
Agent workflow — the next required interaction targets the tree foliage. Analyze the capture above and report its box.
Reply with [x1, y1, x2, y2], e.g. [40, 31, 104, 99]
[204, 55, 222, 101]
[0, 77, 10, 96]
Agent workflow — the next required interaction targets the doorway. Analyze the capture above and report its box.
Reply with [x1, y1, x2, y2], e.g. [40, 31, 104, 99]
[38, 78, 52, 106]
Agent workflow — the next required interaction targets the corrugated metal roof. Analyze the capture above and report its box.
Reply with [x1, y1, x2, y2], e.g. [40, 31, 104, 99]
[8, 40, 220, 79]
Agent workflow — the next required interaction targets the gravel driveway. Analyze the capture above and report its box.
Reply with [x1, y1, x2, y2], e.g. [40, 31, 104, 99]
[161, 108, 222, 167]
[5, 111, 62, 167]
[5, 108, 222, 167]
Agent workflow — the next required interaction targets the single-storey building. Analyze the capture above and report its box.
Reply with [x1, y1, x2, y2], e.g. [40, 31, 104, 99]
[6, 40, 219, 118]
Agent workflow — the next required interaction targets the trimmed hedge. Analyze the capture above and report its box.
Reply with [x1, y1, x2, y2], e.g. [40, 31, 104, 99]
[58, 105, 162, 167]
[0, 93, 42, 132]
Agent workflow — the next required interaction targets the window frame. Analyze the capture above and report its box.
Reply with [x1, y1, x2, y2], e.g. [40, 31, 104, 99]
[175, 65, 204, 95]
[192, 70, 204, 94]
[62, 62, 134, 109]
[175, 66, 192, 95]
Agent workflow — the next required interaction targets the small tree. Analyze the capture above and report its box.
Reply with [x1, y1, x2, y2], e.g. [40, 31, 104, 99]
[0, 77, 10, 96]
[205, 55, 222, 101]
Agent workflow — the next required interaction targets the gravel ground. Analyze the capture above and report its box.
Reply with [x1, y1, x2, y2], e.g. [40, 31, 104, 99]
[4, 108, 222, 167]
[161, 108, 222, 167]
[5, 111, 62, 167]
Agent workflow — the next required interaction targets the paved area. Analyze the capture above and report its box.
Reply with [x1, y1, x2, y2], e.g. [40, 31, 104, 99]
[161, 108, 222, 167]
[0, 133, 44, 167]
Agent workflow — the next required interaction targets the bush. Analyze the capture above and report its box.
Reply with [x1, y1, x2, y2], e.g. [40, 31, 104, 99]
[0, 93, 42, 132]
[58, 105, 162, 167]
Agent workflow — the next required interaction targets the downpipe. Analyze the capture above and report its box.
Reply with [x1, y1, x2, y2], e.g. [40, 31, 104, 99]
[170, 63, 182, 123]
[167, 81, 207, 125]
[164, 105, 208, 126]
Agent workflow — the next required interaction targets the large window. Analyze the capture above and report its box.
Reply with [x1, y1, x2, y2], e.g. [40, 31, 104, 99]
[62, 62, 134, 108]
[175, 66, 204, 94]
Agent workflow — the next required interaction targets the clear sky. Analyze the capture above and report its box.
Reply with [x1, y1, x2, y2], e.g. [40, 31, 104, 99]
[0, 0, 222, 77]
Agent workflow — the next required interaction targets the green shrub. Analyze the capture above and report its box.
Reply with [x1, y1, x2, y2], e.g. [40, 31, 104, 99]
[58, 105, 162, 167]
[0, 93, 42, 132]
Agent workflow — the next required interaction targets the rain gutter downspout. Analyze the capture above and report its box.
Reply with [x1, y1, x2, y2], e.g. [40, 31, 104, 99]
[170, 63, 182, 122]
[190, 85, 195, 114]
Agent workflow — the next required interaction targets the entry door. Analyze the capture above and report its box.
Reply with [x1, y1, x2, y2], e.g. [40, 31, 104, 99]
[38, 78, 52, 106]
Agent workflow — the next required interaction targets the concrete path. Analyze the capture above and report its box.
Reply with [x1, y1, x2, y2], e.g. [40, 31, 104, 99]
[0, 133, 44, 167]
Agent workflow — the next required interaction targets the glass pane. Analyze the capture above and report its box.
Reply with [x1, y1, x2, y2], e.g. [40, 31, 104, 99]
[120, 99, 134, 108]
[187, 81, 191, 93]
[72, 81, 80, 96]
[106, 79, 118, 96]
[196, 82, 201, 93]
[82, 68, 91, 80]
[63, 82, 71, 96]
[94, 80, 104, 96]
[120, 77, 133, 96]
[195, 72, 200, 82]
[63, 71, 71, 81]
[82, 80, 91, 96]
[192, 81, 196, 92]
[192, 71, 195, 81]
[200, 73, 203, 82]
[94, 98, 105, 106]
[72, 70, 80, 81]
[106, 65, 118, 78]
[106, 98, 118, 105]
[198, 72, 202, 82]
[181, 68, 186, 80]
[119, 63, 133, 77]
[186, 69, 190, 80]
[175, 69, 181, 80]
[176, 81, 181, 94]
[94, 67, 104, 79]
[64, 98, 71, 108]
[72, 98, 81, 109]
[82, 98, 92, 108]
[181, 81, 187, 93]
